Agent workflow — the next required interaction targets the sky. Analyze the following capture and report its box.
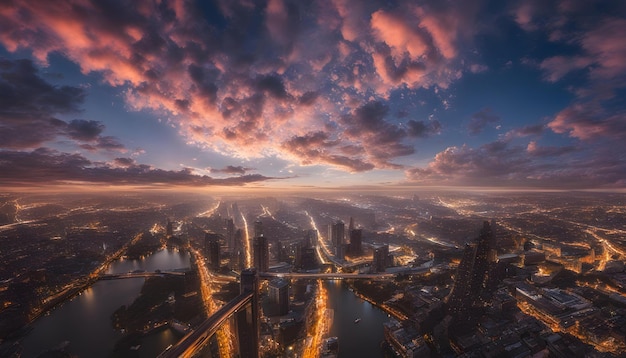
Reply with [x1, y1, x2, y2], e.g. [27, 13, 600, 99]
[0, 0, 625, 191]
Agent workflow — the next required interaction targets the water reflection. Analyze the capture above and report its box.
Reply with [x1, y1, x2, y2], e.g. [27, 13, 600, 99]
[21, 250, 190, 357]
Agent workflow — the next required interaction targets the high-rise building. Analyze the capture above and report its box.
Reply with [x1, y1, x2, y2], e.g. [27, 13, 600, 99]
[305, 229, 317, 248]
[329, 221, 345, 259]
[253, 235, 269, 272]
[166, 219, 174, 237]
[269, 278, 289, 316]
[237, 268, 259, 358]
[205, 233, 221, 270]
[348, 216, 355, 231]
[350, 228, 362, 256]
[446, 221, 496, 319]
[226, 218, 235, 252]
[254, 220, 263, 238]
[373, 244, 389, 273]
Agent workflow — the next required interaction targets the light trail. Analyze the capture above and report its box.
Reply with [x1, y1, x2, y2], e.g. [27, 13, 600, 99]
[191, 247, 233, 357]
[305, 211, 329, 265]
[302, 280, 327, 358]
[240, 213, 252, 268]
[197, 201, 221, 217]
[260, 205, 276, 220]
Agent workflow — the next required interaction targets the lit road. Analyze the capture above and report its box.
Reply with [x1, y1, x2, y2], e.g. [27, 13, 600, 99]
[305, 211, 342, 267]
[191, 248, 232, 357]
[302, 279, 327, 358]
[240, 213, 252, 268]
[158, 292, 253, 358]
[197, 200, 221, 217]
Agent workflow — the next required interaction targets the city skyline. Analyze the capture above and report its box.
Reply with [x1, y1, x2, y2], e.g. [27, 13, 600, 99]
[1, 0, 626, 191]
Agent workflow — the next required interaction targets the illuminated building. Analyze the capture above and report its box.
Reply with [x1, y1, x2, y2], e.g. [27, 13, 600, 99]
[166, 219, 173, 237]
[447, 221, 496, 319]
[349, 228, 362, 256]
[373, 244, 389, 273]
[305, 229, 317, 248]
[253, 235, 269, 272]
[268, 278, 289, 316]
[254, 220, 263, 238]
[328, 221, 345, 259]
[226, 218, 235, 253]
[205, 233, 221, 270]
[237, 268, 259, 358]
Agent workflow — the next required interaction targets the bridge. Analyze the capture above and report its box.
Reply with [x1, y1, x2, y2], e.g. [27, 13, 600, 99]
[158, 268, 260, 358]
[156, 265, 426, 357]
[259, 272, 395, 280]
[98, 271, 187, 280]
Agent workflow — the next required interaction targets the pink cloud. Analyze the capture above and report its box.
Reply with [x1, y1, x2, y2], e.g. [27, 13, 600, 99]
[548, 104, 626, 140]
[0, 1, 475, 175]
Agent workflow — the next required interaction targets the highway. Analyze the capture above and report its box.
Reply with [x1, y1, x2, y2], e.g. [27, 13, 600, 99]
[158, 291, 253, 358]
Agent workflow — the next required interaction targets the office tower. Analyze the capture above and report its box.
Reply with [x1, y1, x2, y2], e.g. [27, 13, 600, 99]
[373, 244, 389, 273]
[305, 229, 317, 248]
[205, 233, 221, 270]
[226, 218, 235, 252]
[447, 221, 495, 318]
[269, 278, 289, 316]
[348, 216, 355, 231]
[166, 219, 173, 237]
[254, 220, 263, 238]
[253, 235, 269, 272]
[237, 268, 259, 358]
[350, 228, 362, 256]
[328, 221, 345, 259]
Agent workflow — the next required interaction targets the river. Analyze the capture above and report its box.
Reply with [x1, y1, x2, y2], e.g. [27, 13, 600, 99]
[20, 249, 190, 358]
[21, 249, 391, 357]
[325, 280, 392, 357]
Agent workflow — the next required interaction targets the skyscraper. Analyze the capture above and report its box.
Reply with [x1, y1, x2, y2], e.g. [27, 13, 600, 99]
[254, 220, 263, 238]
[205, 233, 221, 270]
[253, 235, 269, 272]
[373, 244, 389, 273]
[268, 278, 289, 316]
[166, 219, 174, 237]
[328, 221, 345, 259]
[447, 221, 496, 319]
[226, 218, 235, 252]
[237, 268, 259, 358]
[350, 228, 362, 256]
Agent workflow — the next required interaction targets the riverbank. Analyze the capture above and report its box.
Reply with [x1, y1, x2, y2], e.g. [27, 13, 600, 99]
[347, 282, 408, 322]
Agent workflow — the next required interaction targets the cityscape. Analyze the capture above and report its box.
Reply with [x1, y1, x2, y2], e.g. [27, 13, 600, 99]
[1, 0, 626, 357]
[1, 191, 626, 357]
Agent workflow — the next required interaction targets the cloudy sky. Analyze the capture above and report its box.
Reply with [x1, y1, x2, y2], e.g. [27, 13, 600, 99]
[1, 0, 625, 190]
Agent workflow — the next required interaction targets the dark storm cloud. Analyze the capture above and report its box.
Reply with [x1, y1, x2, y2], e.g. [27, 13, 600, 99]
[256, 75, 288, 99]
[0, 148, 278, 186]
[340, 101, 415, 167]
[211, 165, 254, 175]
[0, 58, 85, 148]
[66, 120, 105, 141]
[468, 108, 500, 135]
[0, 58, 126, 151]
[406, 119, 441, 138]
